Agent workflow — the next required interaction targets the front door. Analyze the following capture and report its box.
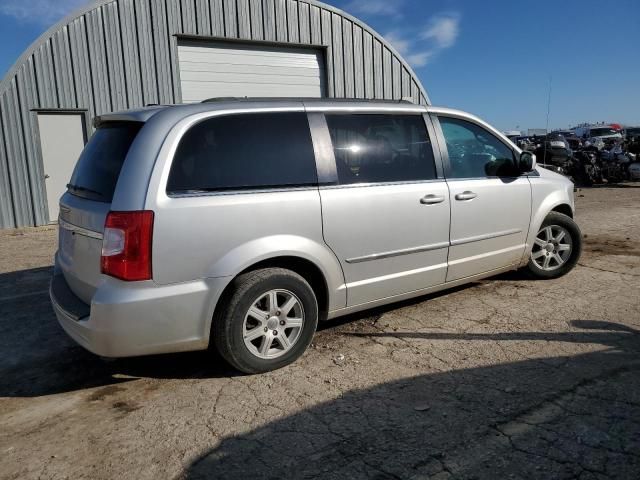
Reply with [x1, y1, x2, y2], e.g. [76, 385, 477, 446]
[319, 113, 450, 307]
[435, 115, 532, 282]
[37, 112, 87, 222]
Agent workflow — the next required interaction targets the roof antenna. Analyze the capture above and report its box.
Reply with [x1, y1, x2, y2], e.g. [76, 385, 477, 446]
[543, 75, 552, 164]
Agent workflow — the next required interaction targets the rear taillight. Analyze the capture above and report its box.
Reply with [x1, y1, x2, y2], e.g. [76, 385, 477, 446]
[101, 211, 154, 281]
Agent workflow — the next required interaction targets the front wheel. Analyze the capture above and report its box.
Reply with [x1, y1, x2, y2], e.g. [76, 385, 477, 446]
[527, 212, 582, 279]
[212, 268, 318, 374]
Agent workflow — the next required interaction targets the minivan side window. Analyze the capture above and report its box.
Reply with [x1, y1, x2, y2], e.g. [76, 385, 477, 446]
[438, 116, 518, 178]
[167, 112, 317, 193]
[325, 114, 437, 185]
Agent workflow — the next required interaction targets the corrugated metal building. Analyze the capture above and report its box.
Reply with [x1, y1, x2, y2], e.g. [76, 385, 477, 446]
[0, 0, 429, 229]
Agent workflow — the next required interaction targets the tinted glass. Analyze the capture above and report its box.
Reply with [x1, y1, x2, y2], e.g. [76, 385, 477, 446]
[325, 114, 437, 184]
[68, 122, 142, 202]
[439, 117, 517, 178]
[167, 112, 317, 193]
[590, 128, 617, 137]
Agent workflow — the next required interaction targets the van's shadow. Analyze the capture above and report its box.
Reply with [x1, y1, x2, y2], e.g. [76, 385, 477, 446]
[0, 267, 512, 397]
[0, 266, 637, 399]
[0, 267, 240, 397]
[183, 321, 640, 480]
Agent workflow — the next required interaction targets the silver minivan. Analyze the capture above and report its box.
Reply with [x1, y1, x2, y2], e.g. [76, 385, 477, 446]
[50, 99, 581, 373]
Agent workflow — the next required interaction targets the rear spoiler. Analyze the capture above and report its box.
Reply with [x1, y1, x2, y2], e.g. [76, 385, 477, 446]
[93, 106, 167, 128]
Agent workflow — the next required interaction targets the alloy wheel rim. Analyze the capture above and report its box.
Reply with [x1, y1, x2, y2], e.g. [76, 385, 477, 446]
[531, 225, 573, 271]
[243, 289, 305, 360]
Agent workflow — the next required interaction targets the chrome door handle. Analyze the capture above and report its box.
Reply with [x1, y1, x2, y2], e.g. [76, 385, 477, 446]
[420, 194, 445, 205]
[455, 191, 478, 201]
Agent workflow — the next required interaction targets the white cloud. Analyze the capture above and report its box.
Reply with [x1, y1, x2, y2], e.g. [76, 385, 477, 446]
[383, 12, 461, 69]
[383, 31, 411, 56]
[345, 0, 406, 19]
[421, 12, 461, 49]
[406, 51, 434, 68]
[0, 0, 92, 26]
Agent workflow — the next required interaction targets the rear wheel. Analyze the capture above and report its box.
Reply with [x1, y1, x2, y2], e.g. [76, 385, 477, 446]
[527, 212, 582, 279]
[212, 268, 318, 374]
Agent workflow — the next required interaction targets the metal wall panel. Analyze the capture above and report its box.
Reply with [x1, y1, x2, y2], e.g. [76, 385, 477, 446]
[181, 0, 197, 34]
[133, 0, 159, 106]
[1, 87, 33, 226]
[373, 39, 383, 98]
[104, 2, 129, 110]
[237, 0, 252, 40]
[362, 30, 373, 99]
[209, 0, 225, 36]
[16, 64, 48, 225]
[0, 0, 429, 228]
[223, 0, 238, 38]
[331, 13, 344, 97]
[342, 19, 354, 98]
[352, 24, 364, 98]
[249, 0, 264, 40]
[0, 100, 15, 227]
[195, 0, 212, 36]
[262, 0, 277, 41]
[275, 0, 287, 42]
[166, 0, 183, 102]
[51, 28, 77, 108]
[298, 2, 310, 44]
[320, 8, 334, 97]
[392, 57, 401, 100]
[33, 41, 58, 108]
[86, 8, 111, 114]
[119, 0, 144, 108]
[411, 80, 420, 105]
[286, 1, 299, 43]
[402, 67, 411, 101]
[150, 0, 174, 104]
[382, 46, 392, 99]
[309, 4, 321, 45]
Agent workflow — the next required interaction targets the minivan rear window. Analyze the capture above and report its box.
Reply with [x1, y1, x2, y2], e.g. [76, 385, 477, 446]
[67, 122, 142, 202]
[167, 112, 317, 194]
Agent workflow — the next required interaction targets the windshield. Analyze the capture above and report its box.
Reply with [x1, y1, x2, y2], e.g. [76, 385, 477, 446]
[590, 128, 618, 137]
[627, 128, 640, 135]
[67, 122, 143, 202]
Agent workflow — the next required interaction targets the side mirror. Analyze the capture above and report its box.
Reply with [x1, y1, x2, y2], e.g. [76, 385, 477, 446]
[519, 151, 536, 173]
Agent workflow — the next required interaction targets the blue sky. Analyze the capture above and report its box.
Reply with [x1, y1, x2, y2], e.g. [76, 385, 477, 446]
[1, 0, 639, 131]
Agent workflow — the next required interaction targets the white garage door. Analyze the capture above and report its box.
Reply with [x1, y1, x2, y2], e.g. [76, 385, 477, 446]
[178, 41, 326, 103]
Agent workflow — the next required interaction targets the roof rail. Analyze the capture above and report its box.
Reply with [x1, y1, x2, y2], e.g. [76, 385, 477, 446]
[200, 97, 415, 105]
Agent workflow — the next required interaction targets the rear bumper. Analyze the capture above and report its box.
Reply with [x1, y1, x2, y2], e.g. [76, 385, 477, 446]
[50, 264, 230, 358]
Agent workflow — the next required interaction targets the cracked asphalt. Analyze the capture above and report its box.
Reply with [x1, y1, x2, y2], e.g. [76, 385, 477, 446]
[1, 186, 639, 480]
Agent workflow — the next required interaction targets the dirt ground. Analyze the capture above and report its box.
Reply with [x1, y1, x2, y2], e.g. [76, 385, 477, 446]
[1, 186, 639, 480]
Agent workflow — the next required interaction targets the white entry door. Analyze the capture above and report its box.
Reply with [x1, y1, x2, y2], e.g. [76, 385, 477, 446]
[178, 41, 326, 102]
[37, 113, 86, 222]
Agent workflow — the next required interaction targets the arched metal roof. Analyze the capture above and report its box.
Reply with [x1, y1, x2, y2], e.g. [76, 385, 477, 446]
[0, 0, 430, 228]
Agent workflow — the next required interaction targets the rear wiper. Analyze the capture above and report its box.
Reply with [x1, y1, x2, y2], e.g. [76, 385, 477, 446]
[67, 183, 104, 197]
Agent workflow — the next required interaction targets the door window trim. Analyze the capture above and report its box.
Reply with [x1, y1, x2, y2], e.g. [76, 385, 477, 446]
[165, 110, 319, 196]
[307, 111, 447, 188]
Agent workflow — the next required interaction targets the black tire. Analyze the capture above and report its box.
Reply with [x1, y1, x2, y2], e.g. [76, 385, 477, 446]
[212, 268, 318, 374]
[526, 212, 582, 279]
